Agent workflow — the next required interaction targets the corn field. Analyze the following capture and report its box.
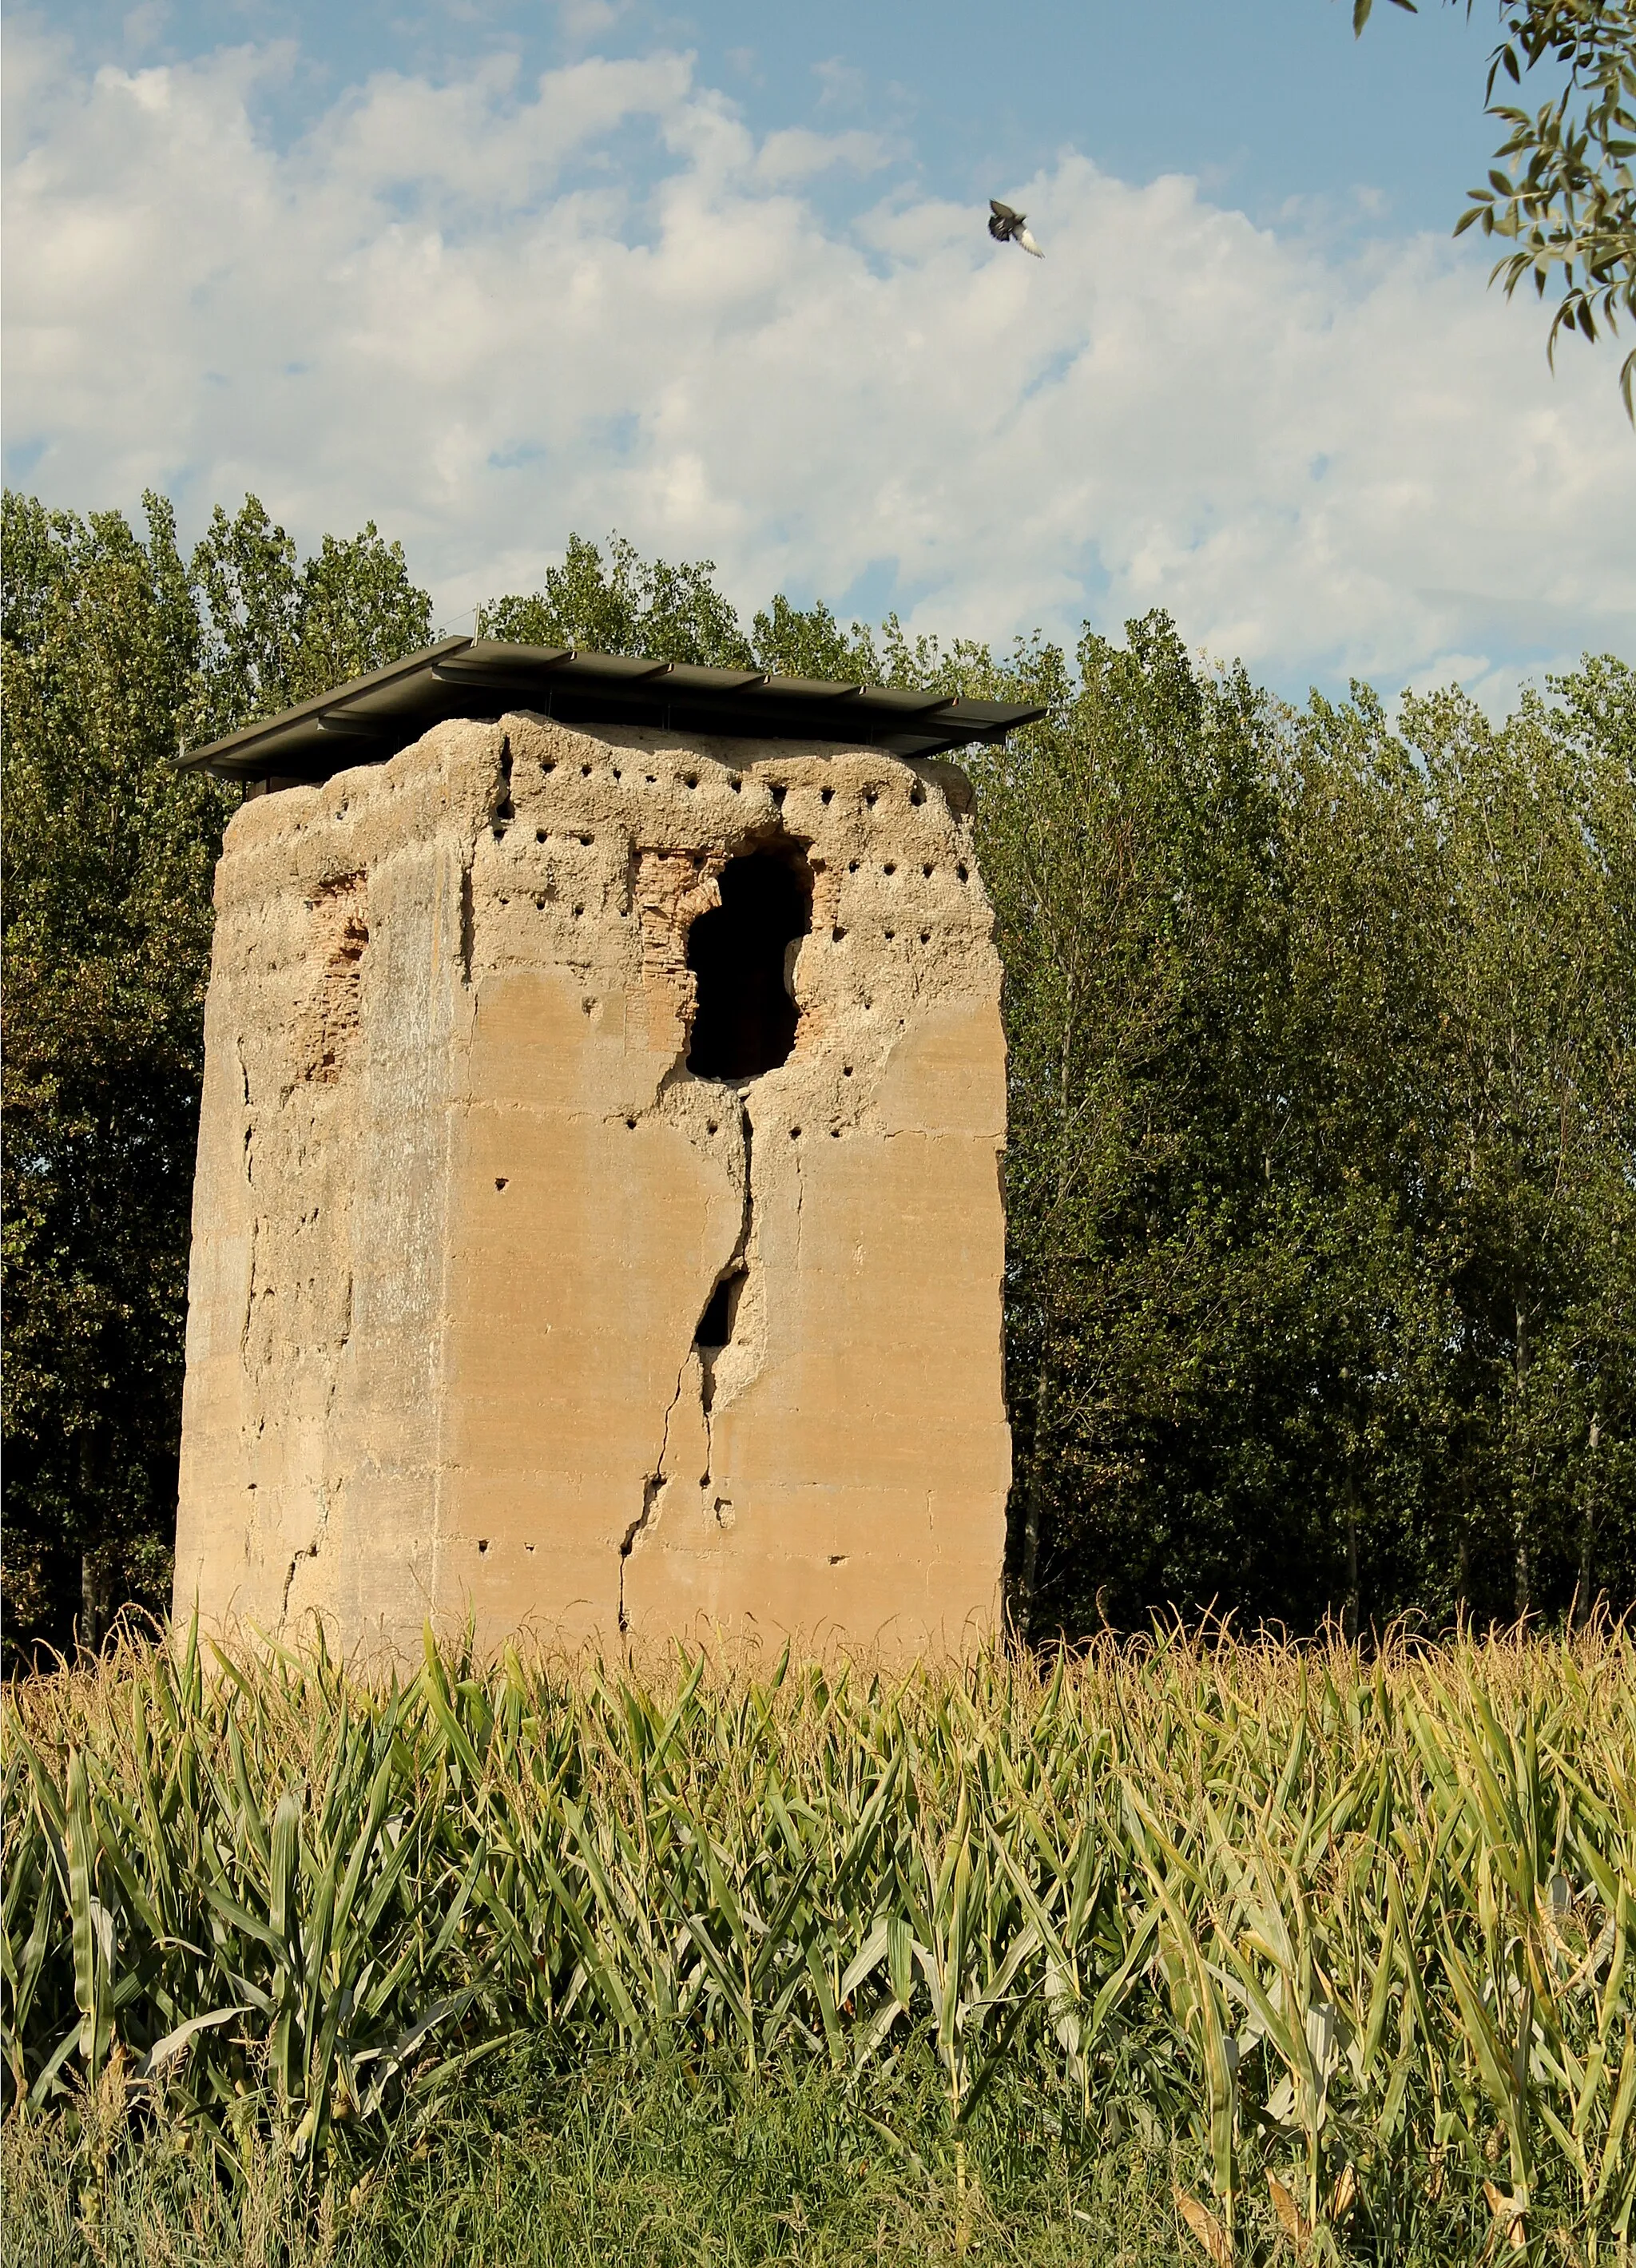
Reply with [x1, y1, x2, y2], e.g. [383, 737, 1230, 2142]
[3, 1623, 1634, 2261]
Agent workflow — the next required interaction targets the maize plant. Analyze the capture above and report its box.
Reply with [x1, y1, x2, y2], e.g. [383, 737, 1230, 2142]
[2, 1619, 1633, 2257]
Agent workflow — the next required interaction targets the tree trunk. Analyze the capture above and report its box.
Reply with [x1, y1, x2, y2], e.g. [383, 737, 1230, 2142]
[1012, 1357, 1053, 1644]
[1455, 1453, 1472, 1626]
[80, 1551, 102, 1658]
[1013, 1010, 1078, 1650]
[1572, 1413, 1601, 1632]
[1342, 1472, 1361, 1646]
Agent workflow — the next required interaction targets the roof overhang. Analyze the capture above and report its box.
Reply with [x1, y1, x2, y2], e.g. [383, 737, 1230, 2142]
[178, 638, 1048, 786]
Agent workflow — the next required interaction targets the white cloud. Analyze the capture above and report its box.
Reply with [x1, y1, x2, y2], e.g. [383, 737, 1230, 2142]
[121, 3, 169, 60]
[812, 58, 870, 113]
[3, 18, 1631, 701]
[555, 0, 630, 49]
[751, 128, 890, 186]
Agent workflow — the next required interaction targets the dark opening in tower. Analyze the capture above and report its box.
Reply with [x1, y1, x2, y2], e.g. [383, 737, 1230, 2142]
[686, 848, 812, 1081]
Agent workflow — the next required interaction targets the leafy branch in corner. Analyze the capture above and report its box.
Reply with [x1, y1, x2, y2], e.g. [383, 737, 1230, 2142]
[1356, 0, 1636, 416]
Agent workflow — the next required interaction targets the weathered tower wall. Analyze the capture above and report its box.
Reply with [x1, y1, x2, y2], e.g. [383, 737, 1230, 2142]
[173, 711, 1011, 1659]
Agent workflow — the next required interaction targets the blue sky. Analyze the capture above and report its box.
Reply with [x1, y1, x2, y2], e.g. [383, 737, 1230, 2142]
[6, 0, 1632, 705]
[40, 0, 1492, 225]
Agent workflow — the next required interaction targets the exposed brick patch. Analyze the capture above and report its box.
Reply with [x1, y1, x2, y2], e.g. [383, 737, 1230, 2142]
[300, 875, 369, 1082]
[635, 848, 721, 1051]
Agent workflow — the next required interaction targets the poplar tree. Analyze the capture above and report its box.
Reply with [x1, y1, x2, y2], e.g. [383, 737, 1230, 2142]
[1, 494, 431, 1652]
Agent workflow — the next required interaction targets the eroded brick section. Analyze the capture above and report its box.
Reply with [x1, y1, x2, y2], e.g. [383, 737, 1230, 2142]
[297, 875, 368, 1084]
[635, 848, 721, 1051]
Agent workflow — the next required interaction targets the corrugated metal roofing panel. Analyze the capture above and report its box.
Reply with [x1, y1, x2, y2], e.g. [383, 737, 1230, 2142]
[177, 638, 1046, 784]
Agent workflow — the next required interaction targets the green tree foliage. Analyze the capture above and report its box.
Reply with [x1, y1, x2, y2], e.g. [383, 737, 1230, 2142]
[1357, 0, 1636, 412]
[967, 624, 1299, 1633]
[974, 632, 1636, 1636]
[1, 494, 431, 1654]
[477, 531, 982, 692]
[185, 498, 434, 745]
[3, 506, 1631, 1648]
[477, 531, 755, 668]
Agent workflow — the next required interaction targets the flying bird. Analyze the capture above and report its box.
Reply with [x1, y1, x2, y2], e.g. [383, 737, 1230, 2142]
[988, 200, 1043, 258]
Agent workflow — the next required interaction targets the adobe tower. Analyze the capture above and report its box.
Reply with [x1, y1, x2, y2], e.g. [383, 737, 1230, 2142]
[172, 642, 1039, 1658]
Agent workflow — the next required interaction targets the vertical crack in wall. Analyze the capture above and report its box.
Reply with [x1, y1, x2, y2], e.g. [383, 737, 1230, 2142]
[697, 1103, 754, 1488]
[571, 817, 808, 1638]
[280, 1543, 314, 1627]
[792, 1110, 804, 1281]
[619, 1354, 689, 1634]
[459, 863, 475, 985]
[240, 1220, 260, 1361]
[621, 1098, 759, 1632]
[280, 1485, 332, 1630]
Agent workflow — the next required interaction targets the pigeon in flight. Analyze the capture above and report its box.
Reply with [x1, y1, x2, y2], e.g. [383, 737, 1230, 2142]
[988, 199, 1043, 258]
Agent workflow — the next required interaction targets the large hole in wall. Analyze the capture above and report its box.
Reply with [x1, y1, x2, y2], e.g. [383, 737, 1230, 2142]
[686, 848, 812, 1080]
[696, 1269, 746, 1349]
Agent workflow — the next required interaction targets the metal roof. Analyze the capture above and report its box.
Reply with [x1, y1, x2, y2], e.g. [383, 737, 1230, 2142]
[178, 638, 1048, 784]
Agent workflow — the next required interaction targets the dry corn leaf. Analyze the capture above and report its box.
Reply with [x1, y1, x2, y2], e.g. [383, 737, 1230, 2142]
[1267, 2174, 1310, 2248]
[1174, 2185, 1234, 2266]
[1483, 2181, 1527, 2252]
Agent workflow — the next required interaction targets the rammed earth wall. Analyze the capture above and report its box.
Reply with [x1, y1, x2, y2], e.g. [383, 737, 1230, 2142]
[173, 713, 1011, 1658]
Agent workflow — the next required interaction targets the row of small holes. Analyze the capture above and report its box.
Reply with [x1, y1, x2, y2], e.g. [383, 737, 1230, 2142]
[617, 1110, 909, 1136]
[604, 1086, 860, 1144]
[516, 772, 948, 843]
[529, 755, 925, 801]
[840, 859, 963, 879]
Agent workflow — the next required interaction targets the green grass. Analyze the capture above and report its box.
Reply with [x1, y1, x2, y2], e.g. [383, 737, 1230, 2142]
[4, 2038, 1499, 2266]
[3, 1622, 1632, 2262]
